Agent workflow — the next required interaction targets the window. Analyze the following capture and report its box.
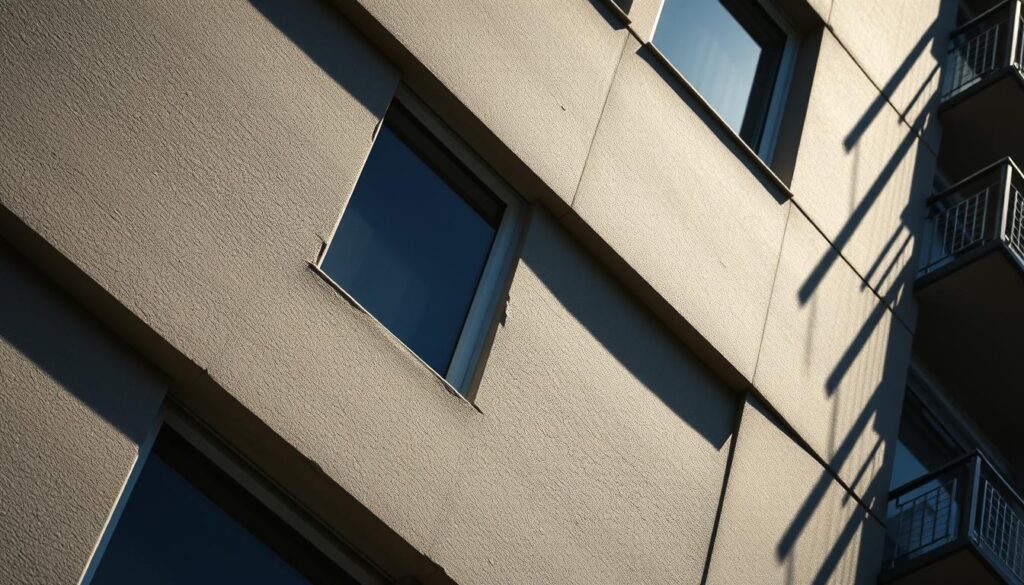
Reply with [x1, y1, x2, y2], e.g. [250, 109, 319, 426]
[652, 0, 795, 155]
[890, 390, 963, 489]
[319, 88, 523, 395]
[83, 425, 378, 585]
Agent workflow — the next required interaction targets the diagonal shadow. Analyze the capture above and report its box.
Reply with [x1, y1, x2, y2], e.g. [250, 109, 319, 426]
[0, 240, 164, 443]
[774, 2, 959, 582]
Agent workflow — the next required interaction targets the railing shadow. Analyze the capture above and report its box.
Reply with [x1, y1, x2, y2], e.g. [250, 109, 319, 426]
[775, 2, 959, 584]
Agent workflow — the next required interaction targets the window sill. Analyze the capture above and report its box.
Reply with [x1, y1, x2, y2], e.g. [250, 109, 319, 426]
[642, 40, 796, 201]
[307, 261, 483, 414]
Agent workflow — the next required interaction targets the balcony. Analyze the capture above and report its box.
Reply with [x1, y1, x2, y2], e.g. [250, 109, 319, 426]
[937, 0, 1024, 181]
[881, 453, 1024, 585]
[914, 160, 1024, 465]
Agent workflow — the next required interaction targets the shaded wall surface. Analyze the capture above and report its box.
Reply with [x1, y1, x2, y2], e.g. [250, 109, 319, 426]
[0, 242, 166, 585]
[0, 0, 953, 583]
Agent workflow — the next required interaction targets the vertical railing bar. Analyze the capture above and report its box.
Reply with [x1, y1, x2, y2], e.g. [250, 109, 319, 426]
[886, 455, 1024, 579]
[1009, 0, 1022, 67]
[999, 163, 1013, 245]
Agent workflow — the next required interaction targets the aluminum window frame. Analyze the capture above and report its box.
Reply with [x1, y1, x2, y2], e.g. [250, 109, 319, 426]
[79, 406, 388, 585]
[315, 85, 525, 398]
[650, 0, 799, 162]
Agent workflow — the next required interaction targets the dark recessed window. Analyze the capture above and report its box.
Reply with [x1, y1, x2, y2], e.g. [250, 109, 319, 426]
[890, 391, 962, 490]
[653, 0, 791, 152]
[320, 94, 521, 394]
[86, 430, 361, 585]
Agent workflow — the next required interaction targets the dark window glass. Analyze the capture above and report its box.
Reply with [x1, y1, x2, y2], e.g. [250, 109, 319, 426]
[321, 104, 502, 376]
[890, 393, 962, 489]
[89, 431, 358, 585]
[653, 0, 787, 149]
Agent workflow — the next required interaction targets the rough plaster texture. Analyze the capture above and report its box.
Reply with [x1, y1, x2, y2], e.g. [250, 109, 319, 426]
[207, 204, 736, 584]
[705, 397, 886, 585]
[2, 2, 736, 581]
[0, 243, 166, 585]
[754, 209, 911, 514]
[0, 0, 939, 582]
[621, 0, 663, 42]
[828, 0, 955, 148]
[207, 260, 479, 556]
[572, 38, 791, 382]
[348, 0, 629, 203]
[0, 0, 400, 372]
[790, 31, 935, 326]
[431, 209, 736, 584]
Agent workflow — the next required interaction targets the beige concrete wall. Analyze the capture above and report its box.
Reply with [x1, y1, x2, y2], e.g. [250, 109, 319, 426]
[754, 208, 911, 514]
[1, 1, 735, 582]
[0, 0, 950, 582]
[572, 37, 791, 383]
[828, 0, 956, 147]
[335, 0, 631, 204]
[0, 242, 166, 585]
[0, 0, 400, 369]
[788, 31, 937, 326]
[433, 209, 736, 584]
[705, 397, 885, 585]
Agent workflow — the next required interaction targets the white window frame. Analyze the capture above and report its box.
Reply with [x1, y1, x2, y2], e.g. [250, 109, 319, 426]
[316, 85, 524, 398]
[756, 1, 799, 163]
[79, 407, 388, 585]
[650, 0, 800, 163]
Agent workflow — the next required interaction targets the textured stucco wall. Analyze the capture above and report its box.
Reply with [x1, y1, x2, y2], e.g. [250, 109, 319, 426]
[335, 0, 632, 204]
[788, 31, 938, 327]
[0, 0, 949, 582]
[572, 37, 791, 383]
[754, 209, 912, 514]
[433, 209, 736, 584]
[0, 1, 736, 582]
[705, 396, 886, 585]
[0, 242, 166, 585]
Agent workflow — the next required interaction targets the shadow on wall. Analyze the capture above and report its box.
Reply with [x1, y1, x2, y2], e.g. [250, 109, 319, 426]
[521, 210, 735, 451]
[798, 10, 953, 313]
[776, 3, 958, 584]
[248, 0, 392, 119]
[248, 0, 949, 582]
[0, 241, 164, 444]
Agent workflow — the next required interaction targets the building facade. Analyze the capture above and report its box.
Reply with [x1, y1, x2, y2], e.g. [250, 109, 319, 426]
[1, 0, 1019, 583]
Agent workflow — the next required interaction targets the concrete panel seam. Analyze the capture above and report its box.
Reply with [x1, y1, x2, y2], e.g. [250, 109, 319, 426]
[568, 30, 631, 212]
[592, 0, 657, 51]
[698, 392, 747, 585]
[788, 199, 916, 333]
[821, 26, 941, 160]
[639, 41, 797, 198]
[745, 388, 889, 527]
[751, 202, 794, 381]
[596, 0, 632, 25]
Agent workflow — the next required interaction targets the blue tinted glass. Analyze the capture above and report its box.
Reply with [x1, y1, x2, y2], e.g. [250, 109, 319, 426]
[654, 0, 768, 134]
[890, 437, 931, 489]
[89, 454, 311, 585]
[322, 122, 498, 376]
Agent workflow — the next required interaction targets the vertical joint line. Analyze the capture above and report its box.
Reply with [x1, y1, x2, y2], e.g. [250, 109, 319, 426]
[569, 31, 631, 210]
[700, 392, 747, 585]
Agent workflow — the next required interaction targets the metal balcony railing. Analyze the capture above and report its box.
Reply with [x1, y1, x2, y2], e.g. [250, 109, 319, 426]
[943, 0, 1024, 100]
[918, 159, 1024, 277]
[884, 453, 1024, 584]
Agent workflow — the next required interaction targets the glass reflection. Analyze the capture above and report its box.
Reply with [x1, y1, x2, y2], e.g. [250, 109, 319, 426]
[89, 432, 355, 584]
[654, 0, 785, 147]
[322, 115, 500, 377]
